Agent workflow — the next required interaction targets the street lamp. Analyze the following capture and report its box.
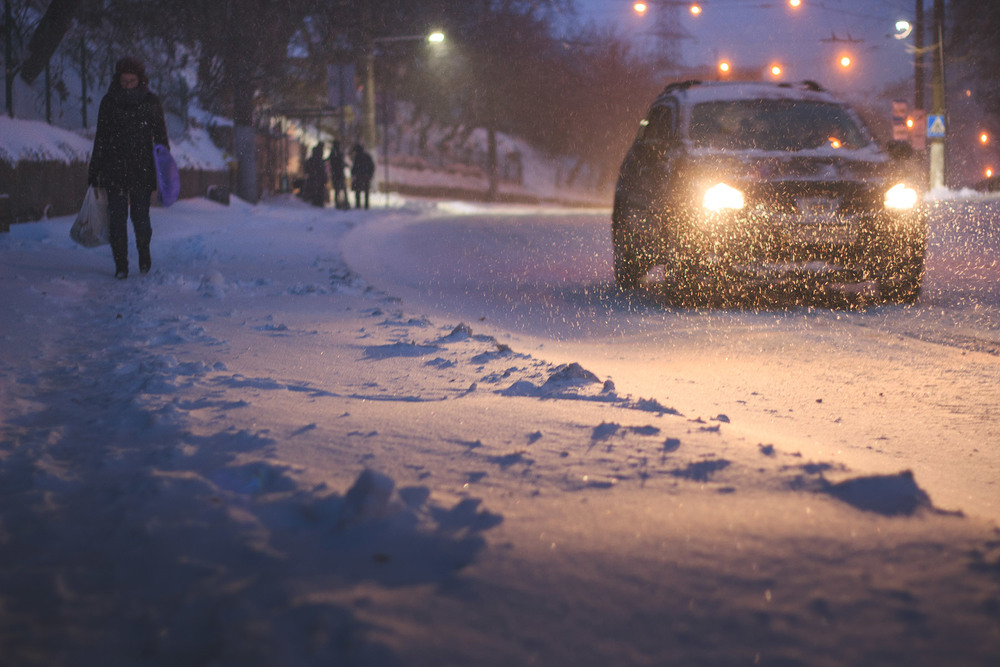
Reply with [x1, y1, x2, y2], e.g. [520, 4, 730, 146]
[361, 30, 445, 206]
[928, 0, 946, 189]
[894, 20, 913, 39]
[363, 30, 445, 151]
[716, 59, 731, 81]
[769, 64, 783, 77]
[839, 55, 852, 68]
[894, 1, 946, 188]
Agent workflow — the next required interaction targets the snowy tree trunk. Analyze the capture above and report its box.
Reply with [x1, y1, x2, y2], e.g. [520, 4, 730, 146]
[18, 0, 82, 85]
[232, 82, 257, 203]
[487, 126, 498, 202]
[234, 125, 257, 204]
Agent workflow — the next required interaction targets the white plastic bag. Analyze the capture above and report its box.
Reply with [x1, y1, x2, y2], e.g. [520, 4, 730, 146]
[70, 186, 109, 247]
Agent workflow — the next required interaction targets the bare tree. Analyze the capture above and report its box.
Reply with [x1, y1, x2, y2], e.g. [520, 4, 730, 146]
[17, 0, 81, 84]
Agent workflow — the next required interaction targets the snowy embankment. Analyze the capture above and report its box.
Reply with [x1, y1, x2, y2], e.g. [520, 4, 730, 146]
[1, 195, 999, 665]
[0, 114, 227, 170]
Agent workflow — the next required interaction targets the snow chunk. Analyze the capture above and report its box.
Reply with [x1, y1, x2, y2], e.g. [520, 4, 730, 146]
[542, 362, 601, 388]
[499, 362, 600, 398]
[337, 468, 396, 528]
[363, 341, 441, 359]
[592, 422, 620, 441]
[632, 397, 682, 415]
[442, 322, 475, 341]
[671, 459, 731, 482]
[821, 470, 937, 517]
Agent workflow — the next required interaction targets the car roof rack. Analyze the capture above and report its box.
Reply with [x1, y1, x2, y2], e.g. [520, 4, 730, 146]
[777, 80, 826, 92]
[660, 80, 703, 95]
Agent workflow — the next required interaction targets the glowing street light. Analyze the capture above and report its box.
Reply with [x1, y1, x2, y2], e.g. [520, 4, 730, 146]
[894, 20, 913, 39]
[789, 0, 802, 8]
[770, 64, 783, 77]
[690, 4, 702, 15]
[633, 2, 648, 14]
[839, 55, 852, 68]
[980, 132, 990, 145]
[987, 167, 994, 179]
[719, 61, 730, 73]
[364, 30, 446, 152]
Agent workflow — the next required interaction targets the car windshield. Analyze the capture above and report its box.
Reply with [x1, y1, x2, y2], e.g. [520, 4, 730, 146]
[688, 99, 871, 151]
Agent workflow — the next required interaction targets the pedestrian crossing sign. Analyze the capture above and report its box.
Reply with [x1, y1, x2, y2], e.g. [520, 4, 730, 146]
[927, 114, 946, 138]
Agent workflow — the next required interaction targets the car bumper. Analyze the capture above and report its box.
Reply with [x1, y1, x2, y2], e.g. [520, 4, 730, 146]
[666, 207, 925, 269]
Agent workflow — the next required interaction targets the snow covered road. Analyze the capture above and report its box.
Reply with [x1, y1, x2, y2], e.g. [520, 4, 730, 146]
[344, 197, 1000, 524]
[2, 194, 999, 664]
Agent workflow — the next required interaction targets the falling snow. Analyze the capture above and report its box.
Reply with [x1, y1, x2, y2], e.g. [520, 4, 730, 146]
[2, 144, 1000, 663]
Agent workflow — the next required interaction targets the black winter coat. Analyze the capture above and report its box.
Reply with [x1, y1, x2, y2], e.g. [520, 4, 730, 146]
[351, 151, 375, 191]
[88, 83, 169, 193]
[329, 151, 347, 187]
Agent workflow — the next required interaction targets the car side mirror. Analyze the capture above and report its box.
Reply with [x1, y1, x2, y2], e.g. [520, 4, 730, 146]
[886, 140, 915, 161]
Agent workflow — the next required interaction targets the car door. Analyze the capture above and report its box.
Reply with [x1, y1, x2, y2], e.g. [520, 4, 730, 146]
[619, 102, 678, 210]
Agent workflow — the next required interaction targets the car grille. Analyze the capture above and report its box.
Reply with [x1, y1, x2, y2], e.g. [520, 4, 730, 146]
[744, 181, 880, 247]
[743, 180, 881, 213]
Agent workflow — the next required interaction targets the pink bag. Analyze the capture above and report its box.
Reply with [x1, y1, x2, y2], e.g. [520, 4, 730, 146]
[154, 144, 180, 207]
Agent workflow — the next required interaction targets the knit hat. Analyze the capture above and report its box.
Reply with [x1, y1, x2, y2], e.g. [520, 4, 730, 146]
[114, 57, 148, 86]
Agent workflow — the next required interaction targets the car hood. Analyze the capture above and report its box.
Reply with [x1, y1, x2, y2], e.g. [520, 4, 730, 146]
[686, 147, 891, 185]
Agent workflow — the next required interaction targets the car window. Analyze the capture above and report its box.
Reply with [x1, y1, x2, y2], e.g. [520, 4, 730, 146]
[644, 106, 675, 142]
[688, 99, 871, 151]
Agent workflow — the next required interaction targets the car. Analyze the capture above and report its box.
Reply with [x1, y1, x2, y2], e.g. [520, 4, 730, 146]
[612, 79, 926, 304]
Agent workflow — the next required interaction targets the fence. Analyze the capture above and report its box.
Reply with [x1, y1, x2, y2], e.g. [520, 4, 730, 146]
[0, 161, 230, 232]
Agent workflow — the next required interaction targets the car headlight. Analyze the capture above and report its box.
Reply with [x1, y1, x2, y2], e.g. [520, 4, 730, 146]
[884, 183, 918, 210]
[702, 183, 745, 212]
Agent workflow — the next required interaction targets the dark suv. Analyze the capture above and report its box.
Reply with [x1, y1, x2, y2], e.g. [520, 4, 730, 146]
[612, 80, 926, 303]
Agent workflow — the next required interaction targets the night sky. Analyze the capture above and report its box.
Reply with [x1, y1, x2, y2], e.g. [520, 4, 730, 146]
[571, 0, 918, 95]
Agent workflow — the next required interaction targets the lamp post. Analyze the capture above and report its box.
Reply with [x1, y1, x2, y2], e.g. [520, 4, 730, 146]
[363, 31, 445, 151]
[362, 31, 445, 205]
[897, 2, 942, 187]
[928, 0, 946, 190]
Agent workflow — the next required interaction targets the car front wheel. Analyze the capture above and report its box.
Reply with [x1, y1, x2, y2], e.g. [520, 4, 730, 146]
[871, 231, 926, 305]
[877, 245, 924, 304]
[612, 208, 654, 289]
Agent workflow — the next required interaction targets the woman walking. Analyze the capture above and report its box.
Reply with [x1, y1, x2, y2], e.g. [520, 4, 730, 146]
[88, 57, 169, 279]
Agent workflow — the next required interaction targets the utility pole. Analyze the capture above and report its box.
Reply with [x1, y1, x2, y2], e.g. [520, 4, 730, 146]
[79, 36, 87, 127]
[929, 0, 946, 190]
[361, 0, 377, 150]
[44, 61, 50, 123]
[914, 0, 924, 111]
[363, 43, 376, 150]
[5, 0, 13, 118]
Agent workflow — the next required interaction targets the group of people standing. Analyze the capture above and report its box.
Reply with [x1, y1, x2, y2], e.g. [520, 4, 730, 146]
[305, 140, 375, 210]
